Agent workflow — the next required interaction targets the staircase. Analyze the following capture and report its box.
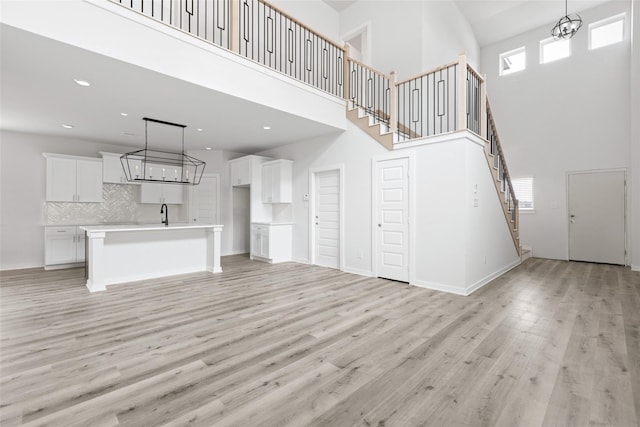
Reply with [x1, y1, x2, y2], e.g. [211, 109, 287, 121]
[108, 0, 520, 257]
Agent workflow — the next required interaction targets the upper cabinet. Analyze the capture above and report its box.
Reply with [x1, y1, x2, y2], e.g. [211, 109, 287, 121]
[139, 183, 183, 204]
[44, 153, 102, 203]
[229, 156, 252, 186]
[262, 159, 292, 203]
[100, 152, 140, 184]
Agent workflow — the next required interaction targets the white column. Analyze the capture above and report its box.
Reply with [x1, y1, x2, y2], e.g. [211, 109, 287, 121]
[207, 226, 223, 273]
[86, 231, 106, 292]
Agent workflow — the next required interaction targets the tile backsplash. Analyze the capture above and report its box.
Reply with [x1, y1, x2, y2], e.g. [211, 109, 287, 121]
[44, 184, 177, 225]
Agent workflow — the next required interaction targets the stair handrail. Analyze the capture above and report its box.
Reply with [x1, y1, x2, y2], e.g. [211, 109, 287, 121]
[487, 100, 519, 231]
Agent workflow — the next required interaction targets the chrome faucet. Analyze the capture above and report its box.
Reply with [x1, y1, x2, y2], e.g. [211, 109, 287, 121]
[160, 203, 169, 226]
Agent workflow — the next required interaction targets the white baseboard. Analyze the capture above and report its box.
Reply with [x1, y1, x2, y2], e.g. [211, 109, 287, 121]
[1, 263, 44, 271]
[223, 250, 249, 256]
[44, 262, 84, 271]
[342, 266, 374, 277]
[631, 264, 640, 272]
[292, 256, 310, 264]
[465, 258, 522, 295]
[410, 279, 467, 296]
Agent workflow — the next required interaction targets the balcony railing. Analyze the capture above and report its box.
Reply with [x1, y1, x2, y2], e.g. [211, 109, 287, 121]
[236, 0, 345, 98]
[112, 1, 487, 143]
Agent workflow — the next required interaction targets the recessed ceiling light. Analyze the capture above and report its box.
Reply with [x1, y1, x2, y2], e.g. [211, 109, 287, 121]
[74, 79, 91, 87]
[61, 124, 74, 129]
[205, 147, 212, 151]
[263, 126, 271, 130]
[120, 112, 129, 116]
[197, 128, 203, 132]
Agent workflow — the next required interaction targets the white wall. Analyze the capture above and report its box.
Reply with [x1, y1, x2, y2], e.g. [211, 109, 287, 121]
[338, 0, 480, 80]
[259, 123, 518, 294]
[269, 0, 340, 42]
[631, 0, 640, 270]
[480, 1, 632, 261]
[421, 1, 480, 71]
[0, 130, 192, 270]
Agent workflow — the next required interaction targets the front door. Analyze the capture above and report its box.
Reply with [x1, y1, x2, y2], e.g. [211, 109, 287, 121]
[314, 169, 340, 269]
[568, 170, 625, 265]
[375, 157, 409, 282]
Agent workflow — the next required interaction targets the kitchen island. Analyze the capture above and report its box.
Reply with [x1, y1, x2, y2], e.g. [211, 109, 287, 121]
[80, 223, 223, 292]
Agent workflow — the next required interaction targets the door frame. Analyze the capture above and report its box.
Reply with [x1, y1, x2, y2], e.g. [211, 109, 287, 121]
[341, 22, 372, 65]
[309, 164, 345, 270]
[188, 172, 221, 224]
[566, 167, 627, 265]
[371, 152, 416, 282]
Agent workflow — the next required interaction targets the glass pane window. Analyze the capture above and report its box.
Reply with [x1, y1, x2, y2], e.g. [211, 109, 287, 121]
[512, 177, 534, 210]
[499, 47, 526, 76]
[589, 14, 625, 50]
[540, 37, 571, 64]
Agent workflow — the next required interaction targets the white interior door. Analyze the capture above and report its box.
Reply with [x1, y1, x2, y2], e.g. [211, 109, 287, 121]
[376, 157, 409, 282]
[314, 170, 340, 269]
[568, 170, 626, 265]
[190, 174, 219, 224]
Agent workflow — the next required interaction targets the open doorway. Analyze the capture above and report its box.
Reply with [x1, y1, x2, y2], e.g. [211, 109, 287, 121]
[342, 23, 370, 64]
[232, 186, 250, 255]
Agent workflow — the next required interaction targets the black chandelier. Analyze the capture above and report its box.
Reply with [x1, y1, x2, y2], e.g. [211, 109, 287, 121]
[551, 0, 583, 40]
[120, 118, 205, 185]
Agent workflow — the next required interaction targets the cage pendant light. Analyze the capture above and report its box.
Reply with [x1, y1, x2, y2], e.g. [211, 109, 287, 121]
[120, 117, 206, 185]
[551, 0, 583, 40]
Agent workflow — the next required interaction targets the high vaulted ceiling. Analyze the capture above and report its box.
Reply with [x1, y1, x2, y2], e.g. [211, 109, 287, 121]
[322, 0, 617, 46]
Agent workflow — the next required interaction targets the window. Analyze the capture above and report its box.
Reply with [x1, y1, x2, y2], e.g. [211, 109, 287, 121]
[499, 47, 526, 76]
[589, 13, 625, 50]
[540, 37, 571, 64]
[512, 177, 534, 210]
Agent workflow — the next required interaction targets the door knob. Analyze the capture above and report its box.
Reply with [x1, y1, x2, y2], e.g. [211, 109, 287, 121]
[570, 214, 575, 218]
[378, 224, 382, 227]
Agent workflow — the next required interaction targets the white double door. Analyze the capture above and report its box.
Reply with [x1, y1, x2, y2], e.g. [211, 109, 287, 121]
[375, 157, 410, 282]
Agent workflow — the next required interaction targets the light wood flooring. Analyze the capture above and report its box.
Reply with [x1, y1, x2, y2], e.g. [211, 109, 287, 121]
[1, 255, 639, 426]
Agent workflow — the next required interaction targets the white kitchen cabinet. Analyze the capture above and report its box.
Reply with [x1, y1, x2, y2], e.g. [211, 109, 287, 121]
[250, 223, 292, 263]
[101, 152, 141, 184]
[261, 159, 293, 203]
[139, 183, 184, 204]
[229, 156, 252, 186]
[44, 226, 86, 267]
[44, 153, 102, 202]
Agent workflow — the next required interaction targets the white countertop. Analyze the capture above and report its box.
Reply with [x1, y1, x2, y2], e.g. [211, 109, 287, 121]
[80, 224, 223, 233]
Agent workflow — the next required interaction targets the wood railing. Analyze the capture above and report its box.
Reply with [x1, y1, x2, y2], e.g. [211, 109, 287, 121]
[234, 0, 345, 98]
[347, 58, 392, 128]
[394, 60, 459, 142]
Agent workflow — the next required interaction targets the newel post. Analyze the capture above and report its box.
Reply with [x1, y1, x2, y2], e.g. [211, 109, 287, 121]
[343, 44, 351, 101]
[480, 73, 487, 139]
[389, 71, 398, 134]
[230, 0, 240, 54]
[456, 53, 467, 132]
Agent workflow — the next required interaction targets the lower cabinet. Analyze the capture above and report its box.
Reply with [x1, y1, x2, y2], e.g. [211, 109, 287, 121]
[44, 226, 86, 268]
[250, 223, 292, 263]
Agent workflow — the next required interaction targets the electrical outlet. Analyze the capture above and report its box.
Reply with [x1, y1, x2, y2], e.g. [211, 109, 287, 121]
[303, 194, 309, 201]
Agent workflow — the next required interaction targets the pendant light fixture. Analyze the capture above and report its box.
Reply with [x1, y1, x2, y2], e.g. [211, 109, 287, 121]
[551, 0, 583, 40]
[120, 117, 206, 185]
